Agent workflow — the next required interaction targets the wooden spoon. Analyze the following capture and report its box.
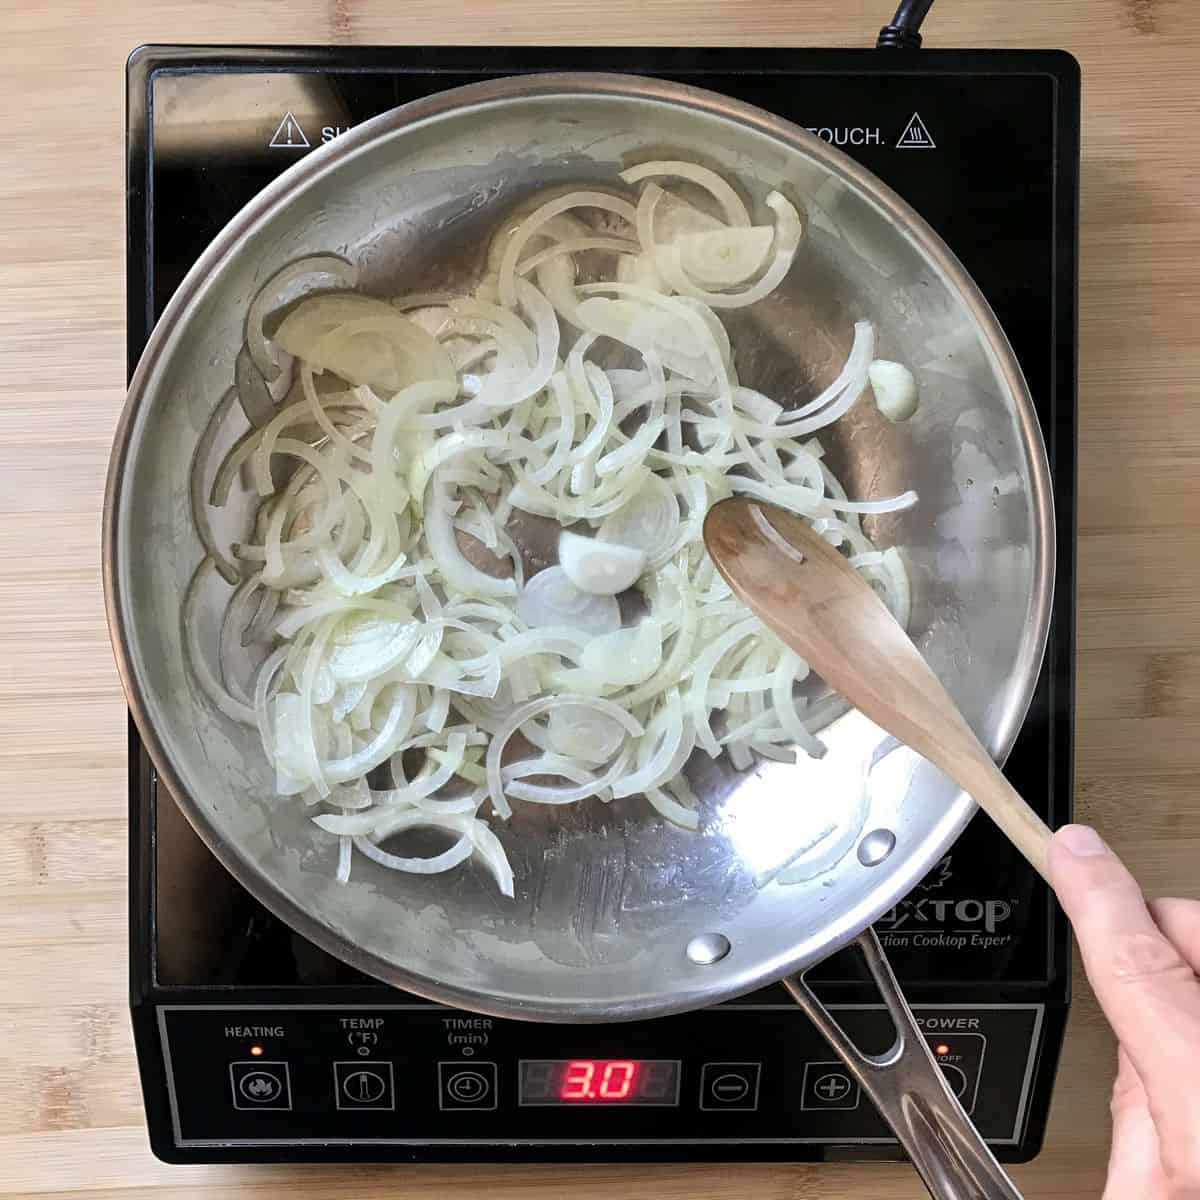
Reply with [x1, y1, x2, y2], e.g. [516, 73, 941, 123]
[703, 497, 1052, 880]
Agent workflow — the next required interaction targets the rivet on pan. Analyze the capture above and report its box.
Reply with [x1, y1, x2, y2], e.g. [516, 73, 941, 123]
[857, 828, 897, 867]
[686, 933, 731, 965]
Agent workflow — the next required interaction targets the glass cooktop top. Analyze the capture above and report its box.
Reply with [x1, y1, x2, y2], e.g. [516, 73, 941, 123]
[127, 45, 1078, 1000]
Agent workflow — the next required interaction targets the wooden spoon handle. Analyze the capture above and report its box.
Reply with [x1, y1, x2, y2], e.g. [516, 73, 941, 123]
[829, 617, 1055, 884]
[825, 614, 1053, 882]
[946, 734, 1052, 882]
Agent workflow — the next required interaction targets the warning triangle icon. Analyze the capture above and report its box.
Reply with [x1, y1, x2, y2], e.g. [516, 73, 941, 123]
[269, 112, 310, 149]
[896, 112, 935, 150]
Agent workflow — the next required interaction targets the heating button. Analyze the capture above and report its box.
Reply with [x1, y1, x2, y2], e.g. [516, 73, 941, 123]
[229, 1060, 292, 1111]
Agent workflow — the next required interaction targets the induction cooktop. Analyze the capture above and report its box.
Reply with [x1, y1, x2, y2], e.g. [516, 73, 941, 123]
[125, 43, 1078, 1164]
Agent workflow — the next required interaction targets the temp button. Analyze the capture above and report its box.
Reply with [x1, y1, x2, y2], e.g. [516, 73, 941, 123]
[699, 1062, 761, 1111]
[334, 1061, 395, 1110]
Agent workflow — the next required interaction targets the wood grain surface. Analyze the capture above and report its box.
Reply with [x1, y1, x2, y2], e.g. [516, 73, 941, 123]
[1, 1, 1198, 1197]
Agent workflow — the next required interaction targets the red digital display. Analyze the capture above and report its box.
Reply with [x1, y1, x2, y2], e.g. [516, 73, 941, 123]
[519, 1059, 680, 1106]
[560, 1060, 637, 1100]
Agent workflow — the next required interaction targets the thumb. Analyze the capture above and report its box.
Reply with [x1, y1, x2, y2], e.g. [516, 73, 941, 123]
[1049, 825, 1200, 1157]
[1102, 1049, 1166, 1200]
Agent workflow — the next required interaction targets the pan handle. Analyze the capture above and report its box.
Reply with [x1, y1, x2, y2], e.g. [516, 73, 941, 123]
[782, 928, 1024, 1200]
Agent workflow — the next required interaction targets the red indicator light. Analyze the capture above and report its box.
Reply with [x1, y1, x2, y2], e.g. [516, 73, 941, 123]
[935, 1044, 950, 1057]
[560, 1060, 638, 1101]
[250, 1044, 264, 1057]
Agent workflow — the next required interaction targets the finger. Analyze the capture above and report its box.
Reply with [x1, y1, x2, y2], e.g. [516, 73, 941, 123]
[1103, 1048, 1166, 1200]
[1149, 897, 1200, 975]
[1048, 825, 1200, 1151]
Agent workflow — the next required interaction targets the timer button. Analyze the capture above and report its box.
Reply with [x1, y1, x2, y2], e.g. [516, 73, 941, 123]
[699, 1062, 761, 1111]
[439, 1061, 498, 1110]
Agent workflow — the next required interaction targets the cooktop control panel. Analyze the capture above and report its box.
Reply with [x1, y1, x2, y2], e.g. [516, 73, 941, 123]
[158, 1004, 1044, 1150]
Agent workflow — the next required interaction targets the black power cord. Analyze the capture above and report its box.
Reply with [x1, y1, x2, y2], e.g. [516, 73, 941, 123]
[877, 0, 936, 49]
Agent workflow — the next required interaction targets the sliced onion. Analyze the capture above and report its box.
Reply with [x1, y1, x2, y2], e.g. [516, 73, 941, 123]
[191, 156, 915, 904]
[597, 474, 680, 565]
[525, 370, 576, 485]
[189, 387, 243, 585]
[498, 190, 638, 309]
[517, 566, 621, 634]
[621, 161, 751, 227]
[770, 652, 825, 759]
[218, 573, 265, 705]
[773, 781, 869, 887]
[638, 185, 725, 249]
[610, 696, 690, 799]
[733, 386, 784, 424]
[354, 819, 474, 874]
[545, 705, 627, 764]
[517, 235, 639, 275]
[645, 785, 701, 830]
[504, 755, 599, 788]
[579, 619, 663, 687]
[506, 748, 631, 805]
[327, 616, 424, 684]
[574, 296, 715, 384]
[474, 279, 560, 410]
[273, 294, 455, 393]
[246, 254, 357, 380]
[616, 251, 665, 291]
[874, 547, 912, 628]
[621, 565, 698, 708]
[653, 192, 802, 309]
[182, 560, 257, 725]
[316, 547, 410, 597]
[426, 475, 517, 598]
[235, 344, 279, 431]
[336, 835, 353, 882]
[486, 696, 644, 820]
[558, 531, 646, 596]
[868, 359, 919, 421]
[779, 320, 874, 424]
[675, 226, 774, 288]
[687, 617, 761, 757]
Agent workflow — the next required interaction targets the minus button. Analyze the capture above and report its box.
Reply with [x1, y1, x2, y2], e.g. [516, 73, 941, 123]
[713, 1074, 750, 1101]
[700, 1062, 761, 1111]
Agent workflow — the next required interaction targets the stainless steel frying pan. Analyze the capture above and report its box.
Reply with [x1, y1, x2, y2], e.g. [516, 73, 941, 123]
[104, 74, 1053, 1199]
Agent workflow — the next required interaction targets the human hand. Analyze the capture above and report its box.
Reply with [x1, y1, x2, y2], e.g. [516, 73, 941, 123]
[1048, 824, 1200, 1200]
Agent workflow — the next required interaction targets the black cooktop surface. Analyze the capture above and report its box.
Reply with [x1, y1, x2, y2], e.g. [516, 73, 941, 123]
[126, 44, 1078, 1164]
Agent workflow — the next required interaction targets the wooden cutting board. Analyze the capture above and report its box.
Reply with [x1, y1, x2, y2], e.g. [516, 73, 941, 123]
[2, 1, 1198, 1197]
